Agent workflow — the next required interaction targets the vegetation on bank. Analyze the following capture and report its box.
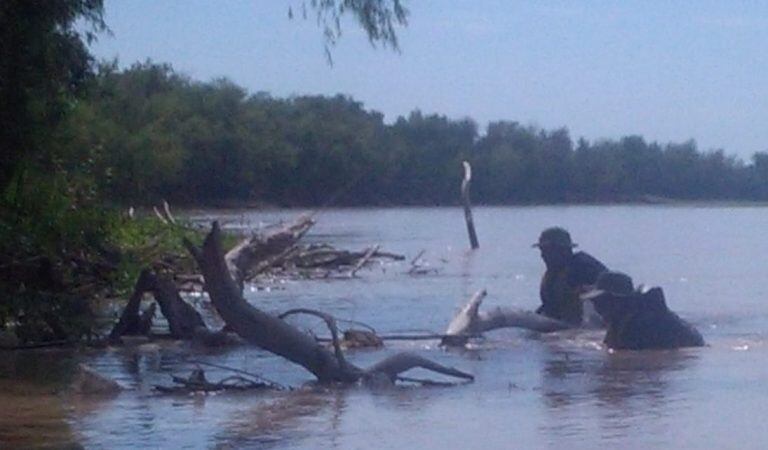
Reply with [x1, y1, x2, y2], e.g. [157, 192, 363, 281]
[60, 62, 768, 207]
[0, 0, 408, 346]
[2, 0, 767, 345]
[0, 179, 204, 344]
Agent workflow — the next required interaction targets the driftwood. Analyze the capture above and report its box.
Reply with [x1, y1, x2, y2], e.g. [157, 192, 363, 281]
[248, 243, 404, 281]
[340, 329, 384, 349]
[442, 289, 573, 346]
[109, 270, 157, 341]
[109, 269, 208, 342]
[225, 215, 315, 288]
[184, 222, 473, 385]
[407, 249, 439, 275]
[218, 214, 404, 284]
[155, 368, 271, 394]
[162, 200, 177, 225]
[461, 161, 479, 250]
[349, 244, 380, 277]
[150, 272, 207, 338]
[152, 200, 177, 225]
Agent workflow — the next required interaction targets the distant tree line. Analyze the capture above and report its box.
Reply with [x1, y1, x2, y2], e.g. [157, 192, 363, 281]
[62, 62, 768, 207]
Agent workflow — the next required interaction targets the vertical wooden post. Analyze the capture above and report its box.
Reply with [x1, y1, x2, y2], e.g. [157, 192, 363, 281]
[461, 161, 479, 249]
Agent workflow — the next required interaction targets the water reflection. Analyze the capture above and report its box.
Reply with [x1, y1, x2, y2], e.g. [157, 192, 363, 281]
[5, 206, 768, 448]
[0, 349, 81, 448]
[213, 388, 345, 449]
[539, 345, 701, 442]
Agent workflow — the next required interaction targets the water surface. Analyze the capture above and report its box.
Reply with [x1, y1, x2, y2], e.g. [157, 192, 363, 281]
[2, 206, 768, 449]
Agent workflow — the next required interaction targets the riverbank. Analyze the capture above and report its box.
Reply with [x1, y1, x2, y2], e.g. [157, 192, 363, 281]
[3, 205, 768, 448]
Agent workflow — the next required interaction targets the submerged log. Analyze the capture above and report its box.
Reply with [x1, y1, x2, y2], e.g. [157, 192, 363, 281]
[461, 161, 479, 250]
[442, 289, 572, 346]
[185, 222, 474, 384]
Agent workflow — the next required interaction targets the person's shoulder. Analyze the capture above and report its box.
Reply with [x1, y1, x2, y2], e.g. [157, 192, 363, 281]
[568, 251, 607, 284]
[572, 251, 607, 271]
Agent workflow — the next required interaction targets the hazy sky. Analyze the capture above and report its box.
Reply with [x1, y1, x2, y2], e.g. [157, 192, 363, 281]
[90, 1, 768, 158]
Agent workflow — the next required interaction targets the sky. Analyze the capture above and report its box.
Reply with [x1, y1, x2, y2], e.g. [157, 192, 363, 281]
[89, 1, 768, 158]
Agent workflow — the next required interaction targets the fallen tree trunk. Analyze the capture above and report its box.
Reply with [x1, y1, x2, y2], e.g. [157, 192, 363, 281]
[442, 289, 573, 346]
[110, 269, 207, 341]
[149, 272, 207, 339]
[185, 222, 473, 384]
[155, 369, 270, 394]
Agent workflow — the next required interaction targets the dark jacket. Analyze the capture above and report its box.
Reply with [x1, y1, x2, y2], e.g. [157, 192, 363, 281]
[595, 287, 705, 350]
[537, 251, 606, 324]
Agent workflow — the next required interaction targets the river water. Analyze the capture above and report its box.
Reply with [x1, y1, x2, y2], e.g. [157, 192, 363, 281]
[2, 206, 768, 449]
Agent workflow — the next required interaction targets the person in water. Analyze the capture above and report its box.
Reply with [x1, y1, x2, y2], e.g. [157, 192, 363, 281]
[580, 270, 705, 350]
[534, 227, 607, 325]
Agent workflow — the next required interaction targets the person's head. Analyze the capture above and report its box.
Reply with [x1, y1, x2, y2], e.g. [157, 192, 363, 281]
[580, 271, 636, 321]
[533, 227, 576, 269]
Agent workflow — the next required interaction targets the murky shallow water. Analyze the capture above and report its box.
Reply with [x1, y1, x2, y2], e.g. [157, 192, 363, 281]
[3, 206, 768, 449]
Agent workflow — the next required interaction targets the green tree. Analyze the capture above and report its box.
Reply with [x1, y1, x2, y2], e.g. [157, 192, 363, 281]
[0, 0, 107, 193]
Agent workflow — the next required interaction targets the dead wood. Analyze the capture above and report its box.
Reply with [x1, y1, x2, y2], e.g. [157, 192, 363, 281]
[137, 302, 156, 335]
[185, 222, 474, 385]
[371, 250, 406, 261]
[246, 244, 404, 281]
[184, 360, 287, 389]
[442, 289, 573, 346]
[185, 223, 360, 382]
[410, 250, 426, 268]
[110, 269, 207, 342]
[225, 215, 315, 288]
[162, 200, 177, 225]
[315, 332, 482, 343]
[148, 271, 207, 339]
[155, 369, 271, 394]
[108, 269, 155, 342]
[340, 329, 384, 349]
[153, 206, 168, 224]
[365, 352, 475, 383]
[277, 308, 353, 374]
[407, 249, 439, 275]
[191, 327, 243, 347]
[461, 161, 479, 250]
[349, 244, 380, 277]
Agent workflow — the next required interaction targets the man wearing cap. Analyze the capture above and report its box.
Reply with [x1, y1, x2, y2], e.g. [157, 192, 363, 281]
[580, 270, 704, 349]
[533, 227, 607, 325]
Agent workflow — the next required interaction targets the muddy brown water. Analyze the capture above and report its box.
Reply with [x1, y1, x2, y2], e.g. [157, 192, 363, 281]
[2, 206, 768, 449]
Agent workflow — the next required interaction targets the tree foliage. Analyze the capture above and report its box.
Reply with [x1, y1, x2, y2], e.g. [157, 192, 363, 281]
[291, 0, 408, 62]
[63, 63, 768, 207]
[0, 0, 107, 192]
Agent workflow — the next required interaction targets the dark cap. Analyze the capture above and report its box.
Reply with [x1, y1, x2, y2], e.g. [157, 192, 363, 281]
[532, 227, 577, 249]
[580, 271, 635, 300]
